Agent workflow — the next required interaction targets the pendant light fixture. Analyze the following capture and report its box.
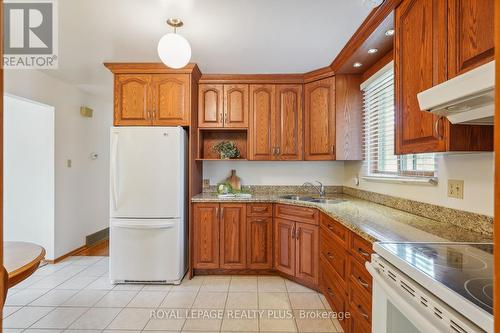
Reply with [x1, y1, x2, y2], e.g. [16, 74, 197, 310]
[157, 18, 192, 69]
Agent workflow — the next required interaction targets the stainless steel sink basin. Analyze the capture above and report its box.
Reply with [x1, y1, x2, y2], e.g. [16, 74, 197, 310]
[278, 195, 315, 201]
[278, 195, 343, 204]
[309, 198, 344, 204]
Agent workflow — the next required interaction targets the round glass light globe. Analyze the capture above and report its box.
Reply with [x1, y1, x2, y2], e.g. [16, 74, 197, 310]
[157, 33, 191, 69]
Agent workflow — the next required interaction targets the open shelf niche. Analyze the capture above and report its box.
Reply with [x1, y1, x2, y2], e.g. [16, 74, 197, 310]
[197, 128, 248, 161]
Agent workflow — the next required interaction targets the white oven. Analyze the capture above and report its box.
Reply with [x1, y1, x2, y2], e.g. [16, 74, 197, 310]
[366, 255, 485, 333]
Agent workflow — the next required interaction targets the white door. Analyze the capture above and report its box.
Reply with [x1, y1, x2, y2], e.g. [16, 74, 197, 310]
[109, 218, 186, 283]
[110, 127, 185, 218]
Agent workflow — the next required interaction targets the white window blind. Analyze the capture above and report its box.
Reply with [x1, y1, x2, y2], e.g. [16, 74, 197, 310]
[362, 63, 437, 179]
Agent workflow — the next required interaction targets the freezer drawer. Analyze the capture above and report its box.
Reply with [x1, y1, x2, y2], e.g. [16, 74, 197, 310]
[109, 218, 187, 284]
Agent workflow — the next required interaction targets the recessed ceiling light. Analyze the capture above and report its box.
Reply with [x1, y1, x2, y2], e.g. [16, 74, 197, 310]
[385, 29, 395, 36]
[368, 48, 378, 54]
[353, 62, 363, 68]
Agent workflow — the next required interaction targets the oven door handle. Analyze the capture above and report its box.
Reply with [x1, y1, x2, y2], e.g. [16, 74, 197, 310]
[366, 262, 447, 333]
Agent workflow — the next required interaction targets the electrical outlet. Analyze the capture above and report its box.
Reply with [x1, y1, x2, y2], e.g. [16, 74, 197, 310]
[448, 179, 464, 199]
[202, 179, 210, 190]
[66, 159, 72, 168]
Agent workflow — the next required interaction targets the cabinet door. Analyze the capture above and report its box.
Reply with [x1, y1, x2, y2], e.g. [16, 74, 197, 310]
[395, 0, 448, 154]
[114, 74, 152, 126]
[247, 217, 273, 269]
[199, 84, 224, 128]
[220, 204, 247, 269]
[224, 84, 249, 128]
[193, 204, 220, 269]
[448, 0, 494, 78]
[249, 85, 276, 160]
[304, 77, 335, 160]
[274, 218, 296, 275]
[295, 222, 319, 286]
[275, 85, 303, 160]
[151, 74, 190, 126]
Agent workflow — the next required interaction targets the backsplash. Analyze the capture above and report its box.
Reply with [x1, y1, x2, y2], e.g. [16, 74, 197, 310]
[204, 185, 343, 195]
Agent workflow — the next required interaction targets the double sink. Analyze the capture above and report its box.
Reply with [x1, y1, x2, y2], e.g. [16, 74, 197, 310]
[279, 195, 343, 204]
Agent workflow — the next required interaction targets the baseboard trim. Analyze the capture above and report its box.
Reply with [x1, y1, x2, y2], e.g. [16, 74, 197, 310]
[45, 245, 88, 264]
[86, 227, 109, 246]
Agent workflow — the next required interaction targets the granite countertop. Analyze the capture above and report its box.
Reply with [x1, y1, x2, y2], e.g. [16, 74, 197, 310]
[191, 193, 492, 244]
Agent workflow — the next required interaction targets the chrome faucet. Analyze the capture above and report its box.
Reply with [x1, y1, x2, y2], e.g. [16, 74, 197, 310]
[302, 181, 326, 198]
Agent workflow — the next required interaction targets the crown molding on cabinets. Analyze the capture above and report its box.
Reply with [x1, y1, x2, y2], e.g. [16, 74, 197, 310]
[104, 62, 201, 75]
[199, 74, 304, 84]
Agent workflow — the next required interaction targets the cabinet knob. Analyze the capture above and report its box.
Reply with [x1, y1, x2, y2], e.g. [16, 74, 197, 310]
[358, 248, 370, 257]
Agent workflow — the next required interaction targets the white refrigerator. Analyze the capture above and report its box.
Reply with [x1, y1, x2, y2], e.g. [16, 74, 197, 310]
[109, 127, 187, 284]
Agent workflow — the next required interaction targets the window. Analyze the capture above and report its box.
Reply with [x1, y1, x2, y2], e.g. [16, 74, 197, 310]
[362, 62, 437, 180]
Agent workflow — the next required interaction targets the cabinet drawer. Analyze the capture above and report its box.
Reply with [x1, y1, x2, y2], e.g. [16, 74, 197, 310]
[350, 312, 371, 333]
[349, 279, 371, 324]
[349, 256, 372, 297]
[275, 204, 318, 225]
[320, 257, 346, 313]
[320, 231, 347, 282]
[350, 233, 372, 264]
[247, 203, 273, 217]
[320, 214, 347, 248]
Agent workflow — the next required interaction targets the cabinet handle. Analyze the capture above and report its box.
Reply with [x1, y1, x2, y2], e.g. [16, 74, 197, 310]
[358, 277, 369, 288]
[435, 116, 444, 139]
[147, 111, 152, 119]
[358, 305, 369, 320]
[331, 144, 335, 155]
[327, 251, 334, 260]
[327, 287, 335, 297]
[152, 110, 156, 119]
[327, 224, 334, 231]
[276, 147, 280, 155]
[253, 218, 267, 223]
[224, 112, 228, 124]
[291, 227, 296, 239]
[253, 207, 267, 212]
[221, 207, 224, 220]
[296, 228, 300, 240]
[220, 111, 224, 123]
[215, 207, 219, 219]
[357, 248, 370, 257]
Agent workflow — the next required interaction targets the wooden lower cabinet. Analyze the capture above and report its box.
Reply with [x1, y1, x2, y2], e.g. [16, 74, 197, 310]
[193, 203, 220, 269]
[247, 216, 273, 269]
[295, 222, 319, 286]
[220, 204, 247, 269]
[274, 218, 296, 276]
[319, 214, 373, 333]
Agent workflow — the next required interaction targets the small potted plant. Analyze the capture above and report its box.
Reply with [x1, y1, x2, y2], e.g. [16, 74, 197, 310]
[212, 141, 241, 159]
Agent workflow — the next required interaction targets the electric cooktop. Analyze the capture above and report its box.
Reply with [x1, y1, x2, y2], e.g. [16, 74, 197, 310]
[376, 242, 493, 315]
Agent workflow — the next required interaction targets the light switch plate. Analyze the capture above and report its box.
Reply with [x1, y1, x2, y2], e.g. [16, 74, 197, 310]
[448, 179, 464, 199]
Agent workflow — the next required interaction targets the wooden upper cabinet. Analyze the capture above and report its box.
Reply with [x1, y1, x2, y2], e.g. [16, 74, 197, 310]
[304, 77, 336, 160]
[198, 84, 249, 128]
[219, 204, 247, 269]
[274, 218, 296, 276]
[199, 84, 224, 128]
[224, 84, 249, 128]
[151, 74, 190, 126]
[193, 203, 220, 269]
[275, 85, 303, 160]
[448, 0, 494, 78]
[395, 0, 448, 154]
[114, 74, 152, 126]
[335, 75, 362, 160]
[247, 216, 273, 269]
[249, 85, 276, 160]
[295, 222, 319, 286]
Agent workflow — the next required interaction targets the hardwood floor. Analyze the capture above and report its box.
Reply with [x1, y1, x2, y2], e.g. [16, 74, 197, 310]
[79, 239, 109, 257]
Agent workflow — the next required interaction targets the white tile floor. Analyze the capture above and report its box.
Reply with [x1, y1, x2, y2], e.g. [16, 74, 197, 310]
[3, 256, 344, 332]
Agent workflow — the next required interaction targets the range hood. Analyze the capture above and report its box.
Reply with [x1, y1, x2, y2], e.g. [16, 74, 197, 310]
[417, 61, 495, 125]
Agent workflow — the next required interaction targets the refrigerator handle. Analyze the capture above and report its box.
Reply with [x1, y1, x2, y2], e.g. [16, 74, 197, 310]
[111, 133, 119, 210]
[113, 221, 176, 229]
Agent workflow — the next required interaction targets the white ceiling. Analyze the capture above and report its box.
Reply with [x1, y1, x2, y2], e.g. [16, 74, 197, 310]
[42, 0, 373, 98]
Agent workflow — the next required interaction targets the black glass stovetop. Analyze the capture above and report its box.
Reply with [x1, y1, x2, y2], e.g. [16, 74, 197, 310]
[378, 242, 493, 315]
